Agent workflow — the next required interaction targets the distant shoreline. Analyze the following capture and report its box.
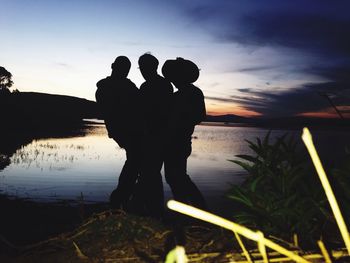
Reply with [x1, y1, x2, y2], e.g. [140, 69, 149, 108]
[83, 118, 350, 131]
[0, 91, 348, 133]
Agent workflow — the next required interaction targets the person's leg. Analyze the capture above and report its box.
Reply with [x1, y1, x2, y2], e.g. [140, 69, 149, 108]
[164, 152, 188, 204]
[110, 141, 140, 209]
[136, 140, 164, 217]
[165, 146, 207, 210]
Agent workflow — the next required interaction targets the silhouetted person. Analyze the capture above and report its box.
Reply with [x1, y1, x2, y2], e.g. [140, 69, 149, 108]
[162, 57, 207, 210]
[135, 53, 173, 217]
[95, 56, 140, 209]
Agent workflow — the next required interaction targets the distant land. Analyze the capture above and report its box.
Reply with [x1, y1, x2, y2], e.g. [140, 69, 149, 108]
[205, 114, 249, 123]
[0, 92, 98, 133]
[0, 92, 348, 132]
[206, 114, 349, 129]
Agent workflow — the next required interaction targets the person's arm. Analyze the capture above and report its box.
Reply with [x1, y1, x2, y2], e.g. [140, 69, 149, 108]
[95, 78, 115, 139]
[156, 80, 174, 127]
[95, 77, 109, 103]
[187, 87, 206, 126]
[194, 89, 206, 125]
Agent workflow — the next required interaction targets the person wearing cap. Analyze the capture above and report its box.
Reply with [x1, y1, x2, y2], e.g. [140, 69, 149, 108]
[95, 56, 141, 209]
[162, 57, 207, 210]
[135, 53, 173, 217]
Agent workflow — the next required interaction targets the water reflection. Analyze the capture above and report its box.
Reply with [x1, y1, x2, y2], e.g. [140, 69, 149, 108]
[0, 124, 349, 214]
[12, 141, 87, 170]
[0, 125, 284, 202]
[0, 136, 33, 170]
[0, 124, 124, 202]
[0, 127, 89, 171]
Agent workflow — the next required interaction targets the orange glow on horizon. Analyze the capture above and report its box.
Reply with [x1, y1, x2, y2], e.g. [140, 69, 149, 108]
[206, 105, 262, 117]
[299, 112, 338, 118]
[208, 105, 350, 119]
[298, 106, 350, 119]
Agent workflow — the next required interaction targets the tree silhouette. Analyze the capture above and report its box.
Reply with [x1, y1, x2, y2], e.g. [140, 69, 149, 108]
[0, 66, 13, 93]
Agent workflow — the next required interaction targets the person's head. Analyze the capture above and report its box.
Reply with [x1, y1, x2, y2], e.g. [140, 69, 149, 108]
[138, 53, 159, 81]
[111, 56, 131, 78]
[162, 57, 199, 89]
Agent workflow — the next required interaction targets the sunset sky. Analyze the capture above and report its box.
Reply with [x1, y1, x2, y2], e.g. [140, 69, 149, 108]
[1, 0, 349, 118]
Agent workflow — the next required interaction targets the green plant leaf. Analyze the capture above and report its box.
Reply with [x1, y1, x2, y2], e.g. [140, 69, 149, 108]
[249, 175, 264, 192]
[229, 160, 253, 172]
[235, 154, 258, 163]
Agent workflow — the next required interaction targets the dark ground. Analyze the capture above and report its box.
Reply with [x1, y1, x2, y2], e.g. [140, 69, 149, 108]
[0, 195, 242, 263]
[0, 194, 109, 246]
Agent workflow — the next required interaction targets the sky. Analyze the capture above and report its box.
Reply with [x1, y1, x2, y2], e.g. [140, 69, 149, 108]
[1, 0, 350, 118]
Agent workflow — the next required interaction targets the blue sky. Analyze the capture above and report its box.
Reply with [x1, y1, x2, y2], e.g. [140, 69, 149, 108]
[1, 0, 349, 117]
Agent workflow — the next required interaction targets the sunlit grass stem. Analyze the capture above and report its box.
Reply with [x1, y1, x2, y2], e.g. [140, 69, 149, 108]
[233, 231, 253, 262]
[302, 127, 350, 255]
[317, 240, 332, 263]
[167, 200, 310, 263]
[257, 231, 269, 263]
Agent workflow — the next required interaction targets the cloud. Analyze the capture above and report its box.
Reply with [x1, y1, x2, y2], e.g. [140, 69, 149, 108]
[205, 96, 236, 103]
[186, 1, 350, 55]
[236, 65, 279, 73]
[233, 82, 350, 117]
[208, 82, 220, 88]
[206, 94, 270, 109]
[227, 14, 350, 58]
[183, 1, 350, 116]
[237, 88, 251, 92]
[54, 62, 70, 68]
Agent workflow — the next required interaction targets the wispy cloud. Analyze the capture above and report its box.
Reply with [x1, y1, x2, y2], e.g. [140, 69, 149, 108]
[205, 96, 236, 103]
[232, 82, 350, 117]
[236, 65, 279, 73]
[54, 62, 70, 68]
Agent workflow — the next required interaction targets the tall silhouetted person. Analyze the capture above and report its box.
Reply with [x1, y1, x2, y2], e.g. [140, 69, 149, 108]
[162, 57, 207, 210]
[136, 53, 173, 217]
[95, 56, 140, 209]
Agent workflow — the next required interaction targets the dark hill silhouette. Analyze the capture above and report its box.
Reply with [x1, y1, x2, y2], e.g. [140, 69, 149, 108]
[0, 92, 98, 132]
[205, 113, 349, 129]
[205, 114, 249, 123]
[0, 91, 96, 171]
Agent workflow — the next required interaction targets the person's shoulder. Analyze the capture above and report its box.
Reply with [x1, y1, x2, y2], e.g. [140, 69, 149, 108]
[156, 75, 173, 92]
[189, 84, 204, 98]
[96, 76, 111, 88]
[125, 78, 137, 87]
[97, 76, 111, 85]
[139, 81, 147, 91]
[157, 75, 171, 84]
[95, 77, 111, 99]
[125, 78, 139, 92]
[125, 78, 136, 86]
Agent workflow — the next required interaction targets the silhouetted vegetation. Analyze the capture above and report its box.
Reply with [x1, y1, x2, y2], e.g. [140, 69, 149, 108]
[0, 66, 13, 94]
[227, 132, 350, 248]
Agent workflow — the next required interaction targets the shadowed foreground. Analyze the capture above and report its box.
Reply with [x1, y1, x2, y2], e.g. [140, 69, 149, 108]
[0, 208, 238, 263]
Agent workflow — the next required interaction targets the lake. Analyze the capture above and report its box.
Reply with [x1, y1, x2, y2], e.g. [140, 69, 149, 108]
[0, 123, 349, 215]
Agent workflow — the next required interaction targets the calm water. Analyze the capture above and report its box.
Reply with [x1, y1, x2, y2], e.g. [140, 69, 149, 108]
[1, 124, 349, 213]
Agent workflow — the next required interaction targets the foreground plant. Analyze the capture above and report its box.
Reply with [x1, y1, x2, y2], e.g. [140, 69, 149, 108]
[166, 128, 350, 262]
[226, 131, 348, 248]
